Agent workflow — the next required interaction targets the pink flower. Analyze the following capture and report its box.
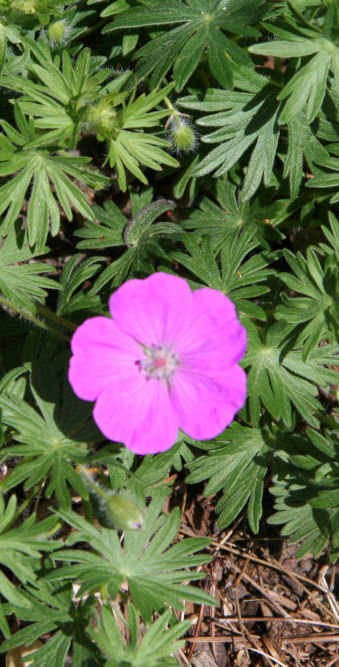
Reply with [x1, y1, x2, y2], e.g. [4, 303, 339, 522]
[68, 273, 247, 455]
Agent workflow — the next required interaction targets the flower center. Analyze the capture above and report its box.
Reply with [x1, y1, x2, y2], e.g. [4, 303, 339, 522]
[136, 344, 180, 381]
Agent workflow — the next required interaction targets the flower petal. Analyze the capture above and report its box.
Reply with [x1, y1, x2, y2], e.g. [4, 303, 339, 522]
[178, 287, 247, 373]
[108, 272, 193, 347]
[69, 316, 140, 402]
[171, 365, 247, 441]
[94, 376, 179, 454]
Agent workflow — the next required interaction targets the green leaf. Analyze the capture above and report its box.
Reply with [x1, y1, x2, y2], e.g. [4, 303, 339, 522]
[179, 71, 282, 197]
[275, 246, 339, 358]
[89, 603, 191, 665]
[269, 427, 339, 560]
[187, 423, 271, 532]
[0, 493, 60, 608]
[87, 195, 181, 293]
[104, 0, 262, 90]
[0, 362, 100, 506]
[283, 117, 329, 198]
[0, 109, 108, 247]
[170, 228, 275, 321]
[75, 200, 126, 250]
[183, 177, 286, 250]
[0, 579, 100, 665]
[56, 254, 104, 316]
[0, 220, 59, 311]
[107, 131, 178, 191]
[2, 39, 112, 145]
[249, 38, 323, 58]
[241, 111, 279, 201]
[279, 52, 331, 123]
[47, 490, 215, 621]
[244, 320, 339, 427]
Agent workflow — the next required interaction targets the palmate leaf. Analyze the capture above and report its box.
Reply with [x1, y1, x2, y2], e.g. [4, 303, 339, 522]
[56, 254, 104, 317]
[104, 84, 179, 191]
[244, 320, 339, 428]
[269, 426, 339, 561]
[305, 150, 339, 203]
[2, 41, 177, 190]
[87, 196, 181, 294]
[0, 22, 22, 75]
[75, 200, 127, 250]
[107, 130, 178, 191]
[0, 105, 109, 248]
[133, 439, 194, 488]
[179, 63, 330, 199]
[0, 580, 100, 667]
[249, 4, 339, 123]
[249, 42, 334, 124]
[275, 246, 339, 359]
[47, 490, 215, 622]
[89, 603, 191, 666]
[178, 68, 281, 198]
[0, 494, 59, 609]
[0, 362, 101, 506]
[2, 38, 112, 146]
[320, 212, 339, 258]
[105, 0, 264, 90]
[0, 220, 59, 311]
[170, 228, 276, 320]
[182, 177, 287, 251]
[187, 423, 271, 532]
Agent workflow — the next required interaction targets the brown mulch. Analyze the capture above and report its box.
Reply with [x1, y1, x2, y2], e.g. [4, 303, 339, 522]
[173, 492, 339, 667]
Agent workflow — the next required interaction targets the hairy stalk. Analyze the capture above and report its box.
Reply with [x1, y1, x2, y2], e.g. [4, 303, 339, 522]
[36, 304, 77, 332]
[7, 483, 42, 527]
[0, 295, 70, 342]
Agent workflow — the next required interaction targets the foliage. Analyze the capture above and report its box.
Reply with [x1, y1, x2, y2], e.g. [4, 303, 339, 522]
[0, 102, 109, 248]
[0, 0, 339, 662]
[89, 603, 191, 666]
[269, 425, 339, 563]
[0, 362, 98, 506]
[0, 220, 58, 310]
[186, 423, 271, 533]
[104, 0, 265, 90]
[47, 490, 215, 622]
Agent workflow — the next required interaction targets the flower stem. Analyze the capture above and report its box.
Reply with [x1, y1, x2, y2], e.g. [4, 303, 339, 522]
[36, 304, 77, 332]
[164, 96, 175, 112]
[79, 465, 109, 501]
[9, 482, 43, 527]
[0, 295, 71, 342]
[163, 96, 192, 127]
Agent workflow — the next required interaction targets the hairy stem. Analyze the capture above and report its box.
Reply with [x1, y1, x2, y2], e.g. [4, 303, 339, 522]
[0, 295, 71, 342]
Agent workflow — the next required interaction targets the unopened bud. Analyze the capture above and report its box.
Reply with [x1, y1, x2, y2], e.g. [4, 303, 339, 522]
[78, 465, 144, 531]
[84, 97, 118, 139]
[169, 117, 197, 153]
[11, 0, 37, 13]
[106, 493, 144, 531]
[47, 20, 69, 46]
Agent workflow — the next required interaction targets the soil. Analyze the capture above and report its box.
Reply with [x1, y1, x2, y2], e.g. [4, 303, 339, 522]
[174, 489, 339, 666]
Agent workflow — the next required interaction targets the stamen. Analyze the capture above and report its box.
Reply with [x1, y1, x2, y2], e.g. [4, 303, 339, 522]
[136, 344, 180, 381]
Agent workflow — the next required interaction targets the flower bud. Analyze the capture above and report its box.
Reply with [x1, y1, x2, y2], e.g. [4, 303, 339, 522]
[47, 20, 69, 46]
[84, 97, 118, 139]
[106, 493, 144, 531]
[169, 117, 197, 153]
[11, 0, 37, 13]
